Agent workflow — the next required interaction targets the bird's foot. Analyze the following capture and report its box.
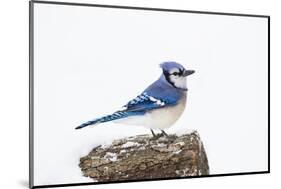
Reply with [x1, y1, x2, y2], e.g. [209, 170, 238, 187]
[161, 130, 169, 137]
[150, 129, 170, 140]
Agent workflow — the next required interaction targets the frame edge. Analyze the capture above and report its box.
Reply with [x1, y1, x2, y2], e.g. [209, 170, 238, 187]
[32, 0, 270, 18]
[29, 0, 34, 188]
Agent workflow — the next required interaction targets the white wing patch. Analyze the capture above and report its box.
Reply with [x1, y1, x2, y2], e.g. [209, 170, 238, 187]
[122, 92, 166, 111]
[147, 95, 165, 106]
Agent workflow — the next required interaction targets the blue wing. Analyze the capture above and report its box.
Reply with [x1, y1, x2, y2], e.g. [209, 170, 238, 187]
[75, 93, 171, 130]
[123, 92, 177, 113]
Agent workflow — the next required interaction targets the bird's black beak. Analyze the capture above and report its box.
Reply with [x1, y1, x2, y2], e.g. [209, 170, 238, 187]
[183, 69, 195, 77]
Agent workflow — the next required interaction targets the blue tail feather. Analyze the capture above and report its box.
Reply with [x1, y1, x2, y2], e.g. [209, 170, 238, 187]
[75, 111, 143, 129]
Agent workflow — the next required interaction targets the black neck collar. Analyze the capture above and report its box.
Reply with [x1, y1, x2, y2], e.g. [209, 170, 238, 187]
[163, 71, 187, 91]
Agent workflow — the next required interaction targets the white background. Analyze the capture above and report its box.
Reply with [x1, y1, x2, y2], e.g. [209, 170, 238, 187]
[32, 2, 268, 185]
[0, 0, 279, 189]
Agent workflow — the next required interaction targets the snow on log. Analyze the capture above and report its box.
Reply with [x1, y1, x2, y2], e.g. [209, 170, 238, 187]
[79, 131, 209, 182]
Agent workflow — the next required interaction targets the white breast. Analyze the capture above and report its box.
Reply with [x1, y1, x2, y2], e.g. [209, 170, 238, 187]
[114, 93, 187, 130]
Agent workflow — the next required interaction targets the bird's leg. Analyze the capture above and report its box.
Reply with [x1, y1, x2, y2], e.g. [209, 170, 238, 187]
[150, 129, 156, 137]
[150, 129, 168, 140]
[161, 130, 169, 137]
[150, 129, 162, 140]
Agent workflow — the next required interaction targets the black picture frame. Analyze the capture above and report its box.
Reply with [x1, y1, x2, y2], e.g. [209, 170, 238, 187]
[29, 0, 270, 188]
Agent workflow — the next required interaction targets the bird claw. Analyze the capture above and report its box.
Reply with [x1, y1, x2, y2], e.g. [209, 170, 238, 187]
[150, 129, 171, 140]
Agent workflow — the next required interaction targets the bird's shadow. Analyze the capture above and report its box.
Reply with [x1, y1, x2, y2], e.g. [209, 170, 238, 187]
[18, 180, 29, 188]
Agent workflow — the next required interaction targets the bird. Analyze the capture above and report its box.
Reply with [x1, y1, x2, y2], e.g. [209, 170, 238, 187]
[75, 61, 195, 138]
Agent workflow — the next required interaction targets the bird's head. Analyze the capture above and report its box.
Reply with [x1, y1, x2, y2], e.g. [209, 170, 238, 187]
[160, 61, 195, 90]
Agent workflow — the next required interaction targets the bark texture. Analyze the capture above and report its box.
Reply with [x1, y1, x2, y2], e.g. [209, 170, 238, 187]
[79, 131, 209, 182]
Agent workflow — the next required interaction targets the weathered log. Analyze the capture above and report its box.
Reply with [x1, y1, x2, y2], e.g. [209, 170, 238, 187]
[79, 131, 209, 182]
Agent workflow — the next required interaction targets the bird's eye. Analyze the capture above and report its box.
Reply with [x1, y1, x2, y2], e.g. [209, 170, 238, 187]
[172, 72, 179, 76]
[179, 69, 184, 75]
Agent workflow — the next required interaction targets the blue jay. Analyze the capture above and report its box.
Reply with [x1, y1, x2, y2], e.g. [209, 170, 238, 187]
[75, 61, 195, 137]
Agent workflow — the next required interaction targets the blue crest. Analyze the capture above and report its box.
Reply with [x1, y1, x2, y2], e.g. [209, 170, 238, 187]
[160, 61, 186, 72]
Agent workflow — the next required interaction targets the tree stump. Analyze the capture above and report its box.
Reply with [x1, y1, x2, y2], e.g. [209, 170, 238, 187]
[79, 131, 209, 182]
